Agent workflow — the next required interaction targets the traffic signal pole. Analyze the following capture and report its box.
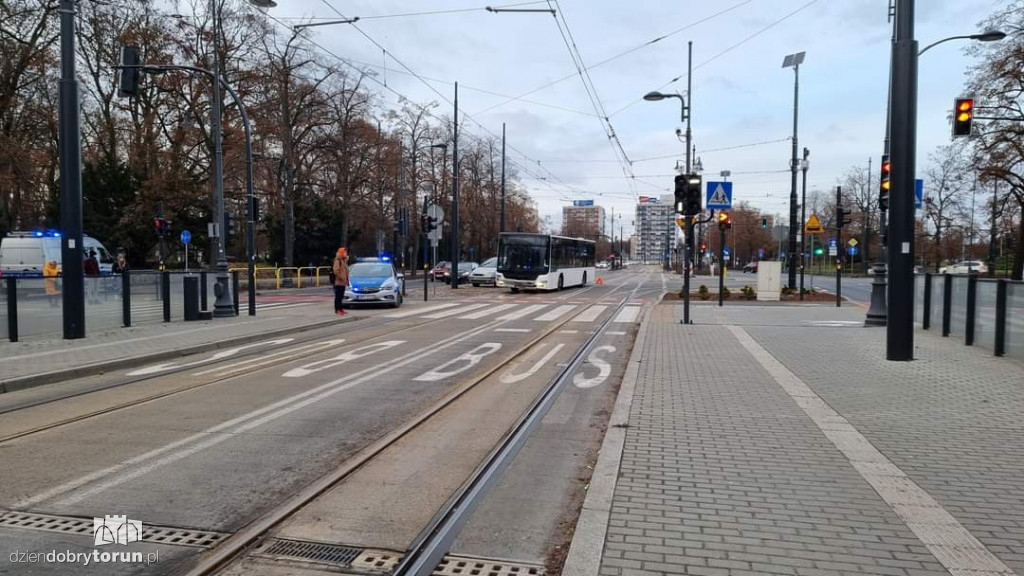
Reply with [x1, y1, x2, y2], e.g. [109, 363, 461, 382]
[58, 0, 85, 339]
[887, 0, 918, 360]
[718, 224, 725, 307]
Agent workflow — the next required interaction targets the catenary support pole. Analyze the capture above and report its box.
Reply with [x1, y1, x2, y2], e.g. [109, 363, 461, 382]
[59, 0, 85, 339]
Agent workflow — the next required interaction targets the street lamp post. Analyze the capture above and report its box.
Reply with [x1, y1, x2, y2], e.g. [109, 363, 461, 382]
[800, 148, 809, 301]
[450, 82, 460, 289]
[782, 51, 806, 290]
[58, 0, 85, 339]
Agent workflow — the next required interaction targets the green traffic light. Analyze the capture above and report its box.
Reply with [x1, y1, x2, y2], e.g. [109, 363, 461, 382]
[814, 248, 824, 255]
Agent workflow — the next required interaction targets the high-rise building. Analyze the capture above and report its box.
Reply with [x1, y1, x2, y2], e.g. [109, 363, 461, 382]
[636, 195, 674, 263]
[561, 201, 606, 239]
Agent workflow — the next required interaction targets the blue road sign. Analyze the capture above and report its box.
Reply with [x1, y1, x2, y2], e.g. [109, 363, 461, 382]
[848, 246, 859, 256]
[758, 248, 765, 259]
[180, 230, 191, 245]
[915, 179, 923, 209]
[723, 247, 731, 258]
[828, 238, 838, 249]
[705, 181, 733, 209]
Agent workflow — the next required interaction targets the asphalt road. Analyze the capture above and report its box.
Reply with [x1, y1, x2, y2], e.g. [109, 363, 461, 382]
[0, 267, 664, 576]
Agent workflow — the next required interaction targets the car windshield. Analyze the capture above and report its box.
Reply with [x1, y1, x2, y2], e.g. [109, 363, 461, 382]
[459, 263, 477, 272]
[481, 257, 497, 268]
[350, 263, 392, 277]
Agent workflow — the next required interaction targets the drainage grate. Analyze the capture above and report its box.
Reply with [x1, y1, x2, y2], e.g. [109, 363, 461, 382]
[0, 511, 228, 549]
[351, 549, 401, 572]
[255, 538, 363, 567]
[435, 555, 545, 576]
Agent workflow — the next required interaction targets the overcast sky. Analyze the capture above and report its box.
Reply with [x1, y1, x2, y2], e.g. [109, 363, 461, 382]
[255, 0, 1003, 235]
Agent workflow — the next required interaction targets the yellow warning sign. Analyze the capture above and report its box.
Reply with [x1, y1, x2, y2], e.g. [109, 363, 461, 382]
[848, 237, 859, 247]
[804, 213, 824, 234]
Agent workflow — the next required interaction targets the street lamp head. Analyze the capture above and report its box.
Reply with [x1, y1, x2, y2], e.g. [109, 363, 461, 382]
[643, 91, 666, 102]
[781, 51, 806, 69]
[248, 0, 277, 8]
[972, 29, 1006, 42]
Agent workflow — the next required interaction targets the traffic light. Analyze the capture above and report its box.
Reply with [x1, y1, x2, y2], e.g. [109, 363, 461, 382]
[952, 97, 974, 137]
[760, 217, 768, 229]
[836, 205, 852, 229]
[814, 245, 824, 256]
[154, 217, 166, 236]
[700, 242, 707, 253]
[717, 211, 732, 230]
[224, 212, 238, 236]
[879, 154, 891, 211]
[674, 174, 702, 216]
[119, 46, 141, 98]
[251, 196, 261, 223]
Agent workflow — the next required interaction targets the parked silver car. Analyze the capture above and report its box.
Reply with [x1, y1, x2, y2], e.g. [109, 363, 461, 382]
[469, 257, 498, 287]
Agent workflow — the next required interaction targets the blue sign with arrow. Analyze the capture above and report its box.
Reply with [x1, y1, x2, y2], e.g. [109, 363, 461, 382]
[705, 181, 733, 210]
[180, 230, 191, 245]
[915, 178, 923, 209]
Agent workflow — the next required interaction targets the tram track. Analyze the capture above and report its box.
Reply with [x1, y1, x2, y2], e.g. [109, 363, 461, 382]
[175, 272, 650, 576]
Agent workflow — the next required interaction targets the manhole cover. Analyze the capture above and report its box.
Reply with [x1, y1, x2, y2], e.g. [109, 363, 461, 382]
[256, 538, 363, 567]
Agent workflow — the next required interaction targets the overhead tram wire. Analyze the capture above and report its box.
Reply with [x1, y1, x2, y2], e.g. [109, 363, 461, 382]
[609, 0, 820, 118]
[546, 0, 638, 199]
[471, 0, 754, 118]
[314, 0, 603, 200]
[247, 6, 596, 205]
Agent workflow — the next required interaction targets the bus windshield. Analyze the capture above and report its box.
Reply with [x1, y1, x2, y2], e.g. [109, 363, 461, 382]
[498, 235, 549, 277]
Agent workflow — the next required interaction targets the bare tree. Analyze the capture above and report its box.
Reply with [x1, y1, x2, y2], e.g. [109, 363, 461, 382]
[922, 143, 969, 271]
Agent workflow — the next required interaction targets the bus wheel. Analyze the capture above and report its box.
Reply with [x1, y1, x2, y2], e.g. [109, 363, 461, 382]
[558, 275, 564, 291]
[582, 272, 587, 286]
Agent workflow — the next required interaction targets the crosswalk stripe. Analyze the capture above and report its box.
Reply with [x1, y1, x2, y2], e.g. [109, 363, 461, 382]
[499, 304, 548, 320]
[460, 303, 517, 319]
[571, 305, 607, 323]
[384, 302, 460, 318]
[613, 306, 641, 323]
[534, 304, 577, 322]
[424, 303, 489, 319]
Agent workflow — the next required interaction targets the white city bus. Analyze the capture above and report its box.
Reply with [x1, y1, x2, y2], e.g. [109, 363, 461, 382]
[495, 233, 596, 292]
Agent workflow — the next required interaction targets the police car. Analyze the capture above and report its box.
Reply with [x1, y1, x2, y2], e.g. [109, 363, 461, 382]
[342, 257, 405, 308]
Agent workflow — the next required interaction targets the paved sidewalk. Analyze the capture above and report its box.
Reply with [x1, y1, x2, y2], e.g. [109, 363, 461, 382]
[0, 303, 350, 392]
[566, 303, 1024, 576]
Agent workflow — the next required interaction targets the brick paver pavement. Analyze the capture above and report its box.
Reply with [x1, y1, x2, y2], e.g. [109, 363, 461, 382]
[578, 303, 1022, 576]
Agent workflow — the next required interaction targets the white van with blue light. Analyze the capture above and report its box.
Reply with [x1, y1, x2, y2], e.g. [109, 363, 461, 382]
[0, 230, 114, 275]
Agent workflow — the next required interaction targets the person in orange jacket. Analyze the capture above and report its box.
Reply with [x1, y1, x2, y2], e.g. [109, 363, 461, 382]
[43, 260, 60, 307]
[333, 247, 350, 315]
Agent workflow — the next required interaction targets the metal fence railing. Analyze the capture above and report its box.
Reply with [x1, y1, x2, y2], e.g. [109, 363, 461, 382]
[916, 273, 1024, 361]
[1, 270, 241, 342]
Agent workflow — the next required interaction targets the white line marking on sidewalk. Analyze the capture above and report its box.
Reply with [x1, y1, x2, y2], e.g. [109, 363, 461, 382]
[383, 302, 459, 318]
[423, 303, 489, 319]
[460, 304, 516, 319]
[534, 305, 577, 322]
[612, 307, 640, 323]
[495, 328, 531, 333]
[727, 325, 1017, 576]
[499, 304, 547, 320]
[572, 305, 607, 323]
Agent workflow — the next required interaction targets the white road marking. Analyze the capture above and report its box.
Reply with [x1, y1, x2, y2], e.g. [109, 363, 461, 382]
[495, 328, 531, 333]
[19, 320, 506, 509]
[424, 303, 489, 319]
[126, 339, 295, 376]
[500, 344, 565, 384]
[606, 331, 627, 336]
[460, 303, 516, 319]
[193, 339, 345, 377]
[283, 341, 405, 378]
[728, 325, 1016, 576]
[499, 304, 547, 320]
[612, 306, 641, 323]
[572, 305, 607, 323]
[413, 343, 502, 382]
[573, 346, 615, 389]
[558, 330, 580, 334]
[534, 305, 577, 322]
[384, 302, 460, 318]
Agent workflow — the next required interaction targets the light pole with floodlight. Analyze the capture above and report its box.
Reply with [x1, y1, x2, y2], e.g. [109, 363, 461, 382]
[782, 51, 805, 290]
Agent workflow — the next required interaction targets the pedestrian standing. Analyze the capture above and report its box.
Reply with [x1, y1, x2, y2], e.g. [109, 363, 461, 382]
[84, 249, 100, 303]
[43, 260, 60, 307]
[333, 247, 350, 316]
[112, 249, 128, 274]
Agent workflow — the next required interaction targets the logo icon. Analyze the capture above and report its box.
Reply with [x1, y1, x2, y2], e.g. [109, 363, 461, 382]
[93, 515, 143, 546]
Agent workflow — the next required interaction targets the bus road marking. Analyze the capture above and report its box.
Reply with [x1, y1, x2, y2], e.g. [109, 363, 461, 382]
[414, 343, 503, 382]
[573, 346, 616, 389]
[500, 344, 565, 384]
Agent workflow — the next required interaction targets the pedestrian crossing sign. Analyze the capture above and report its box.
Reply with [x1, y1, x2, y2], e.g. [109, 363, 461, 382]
[804, 213, 824, 234]
[705, 181, 733, 209]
